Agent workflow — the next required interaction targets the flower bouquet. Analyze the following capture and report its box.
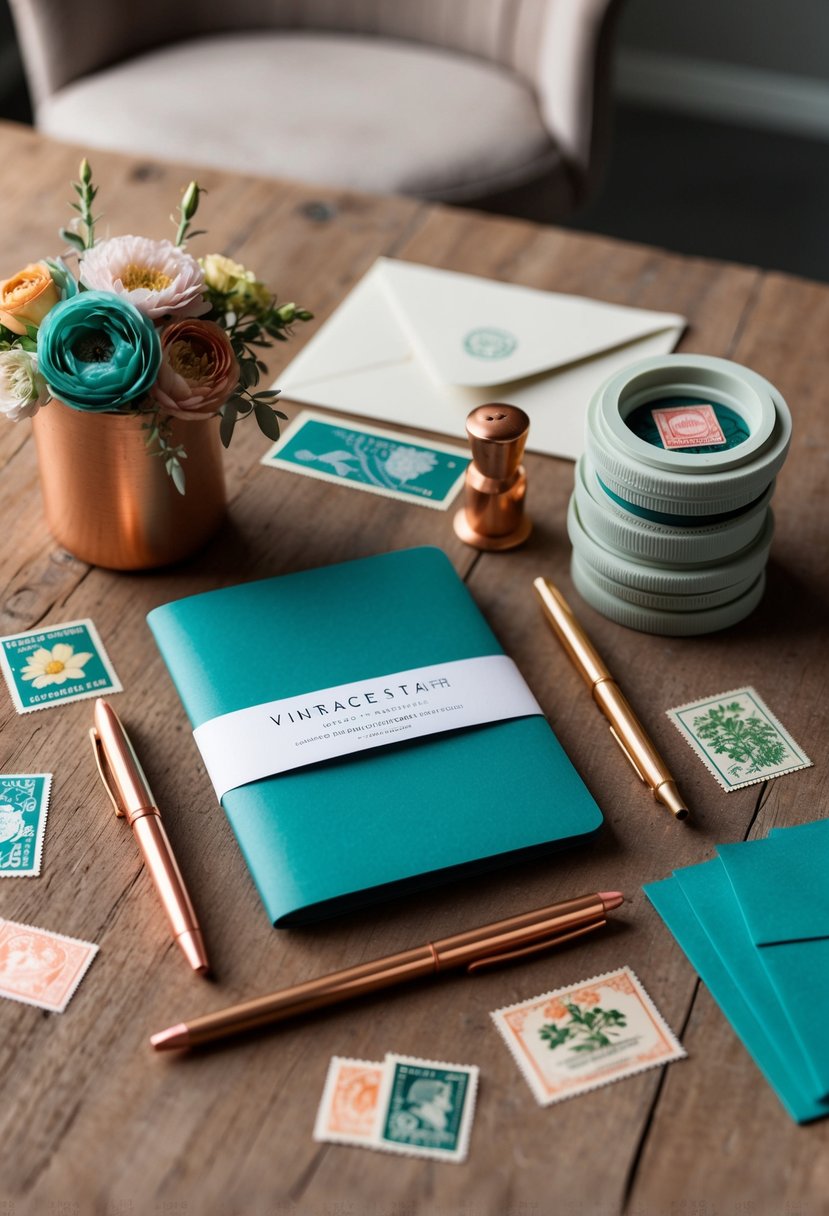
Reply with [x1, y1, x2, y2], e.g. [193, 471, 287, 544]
[0, 160, 311, 495]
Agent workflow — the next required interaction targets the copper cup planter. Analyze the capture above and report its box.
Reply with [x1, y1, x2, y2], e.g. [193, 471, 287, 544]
[31, 399, 226, 570]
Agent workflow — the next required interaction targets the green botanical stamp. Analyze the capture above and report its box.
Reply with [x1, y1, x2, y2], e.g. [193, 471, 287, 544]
[376, 1054, 479, 1162]
[0, 774, 52, 877]
[462, 326, 517, 359]
[0, 619, 122, 713]
[667, 686, 812, 791]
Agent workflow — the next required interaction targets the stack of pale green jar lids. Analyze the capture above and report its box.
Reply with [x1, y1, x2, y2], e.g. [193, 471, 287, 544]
[569, 354, 791, 635]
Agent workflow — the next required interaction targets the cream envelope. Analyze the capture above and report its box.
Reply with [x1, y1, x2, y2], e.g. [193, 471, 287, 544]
[278, 259, 686, 461]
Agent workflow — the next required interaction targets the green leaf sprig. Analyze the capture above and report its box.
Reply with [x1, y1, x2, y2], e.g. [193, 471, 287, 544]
[60, 158, 99, 253]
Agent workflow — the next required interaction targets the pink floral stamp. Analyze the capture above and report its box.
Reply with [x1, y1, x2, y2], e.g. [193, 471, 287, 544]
[491, 967, 685, 1106]
[652, 403, 726, 449]
[0, 918, 98, 1012]
[313, 1057, 385, 1147]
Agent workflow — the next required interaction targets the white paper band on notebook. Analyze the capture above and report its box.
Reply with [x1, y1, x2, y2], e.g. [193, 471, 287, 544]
[193, 655, 542, 801]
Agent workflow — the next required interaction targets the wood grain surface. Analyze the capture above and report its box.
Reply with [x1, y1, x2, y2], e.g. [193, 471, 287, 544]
[0, 121, 826, 1216]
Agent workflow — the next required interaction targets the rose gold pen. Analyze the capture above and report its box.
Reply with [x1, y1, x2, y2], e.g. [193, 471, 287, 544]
[151, 890, 622, 1050]
[533, 577, 689, 820]
[91, 698, 210, 974]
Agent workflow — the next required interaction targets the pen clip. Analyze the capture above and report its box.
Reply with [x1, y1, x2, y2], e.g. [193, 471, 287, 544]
[89, 727, 126, 817]
[608, 725, 647, 785]
[466, 918, 606, 975]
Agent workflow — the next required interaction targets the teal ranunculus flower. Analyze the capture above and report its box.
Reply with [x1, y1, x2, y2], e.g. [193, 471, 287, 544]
[45, 257, 79, 302]
[37, 289, 161, 411]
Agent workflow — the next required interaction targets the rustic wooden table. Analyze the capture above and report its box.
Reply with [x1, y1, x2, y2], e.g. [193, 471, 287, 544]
[0, 121, 826, 1216]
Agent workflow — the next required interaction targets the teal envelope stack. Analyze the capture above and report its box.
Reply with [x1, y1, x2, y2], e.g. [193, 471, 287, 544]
[147, 547, 603, 926]
[645, 818, 829, 1123]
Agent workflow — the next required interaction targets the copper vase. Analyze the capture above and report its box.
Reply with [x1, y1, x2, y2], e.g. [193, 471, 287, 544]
[31, 401, 227, 570]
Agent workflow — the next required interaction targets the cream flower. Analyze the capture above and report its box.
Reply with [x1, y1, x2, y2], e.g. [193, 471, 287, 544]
[0, 348, 49, 421]
[21, 643, 93, 689]
[200, 253, 270, 314]
[79, 236, 208, 321]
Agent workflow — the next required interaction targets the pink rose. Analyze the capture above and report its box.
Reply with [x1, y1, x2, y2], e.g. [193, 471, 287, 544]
[151, 319, 239, 419]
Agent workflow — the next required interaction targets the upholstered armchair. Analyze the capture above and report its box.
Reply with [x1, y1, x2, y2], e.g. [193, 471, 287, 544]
[9, 0, 622, 221]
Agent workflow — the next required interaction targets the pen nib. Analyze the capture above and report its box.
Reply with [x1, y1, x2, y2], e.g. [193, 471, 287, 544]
[150, 1023, 190, 1051]
[177, 929, 210, 975]
[599, 891, 624, 911]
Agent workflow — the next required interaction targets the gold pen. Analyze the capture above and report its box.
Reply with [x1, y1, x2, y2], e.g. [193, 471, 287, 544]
[150, 890, 623, 1050]
[533, 577, 689, 820]
[90, 698, 211, 974]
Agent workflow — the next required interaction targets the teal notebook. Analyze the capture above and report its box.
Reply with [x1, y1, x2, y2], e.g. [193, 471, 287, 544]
[147, 547, 602, 925]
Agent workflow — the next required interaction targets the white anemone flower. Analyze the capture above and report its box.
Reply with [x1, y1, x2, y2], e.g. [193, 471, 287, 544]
[21, 643, 93, 688]
[79, 235, 209, 321]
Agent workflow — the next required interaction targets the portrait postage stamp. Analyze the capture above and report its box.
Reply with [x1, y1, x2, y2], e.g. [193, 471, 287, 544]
[0, 618, 122, 713]
[667, 686, 812, 791]
[0, 918, 98, 1012]
[0, 774, 52, 877]
[375, 1055, 479, 1162]
[313, 1057, 386, 1148]
[491, 967, 685, 1107]
[261, 411, 469, 509]
[652, 403, 726, 449]
[314, 1053, 479, 1162]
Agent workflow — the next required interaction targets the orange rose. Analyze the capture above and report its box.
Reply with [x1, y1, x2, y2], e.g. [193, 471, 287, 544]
[0, 262, 61, 335]
[150, 318, 239, 420]
[543, 999, 569, 1020]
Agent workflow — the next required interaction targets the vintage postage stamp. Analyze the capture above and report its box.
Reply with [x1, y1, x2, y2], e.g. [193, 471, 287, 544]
[491, 967, 685, 1106]
[652, 403, 726, 449]
[261, 411, 469, 509]
[0, 774, 52, 877]
[0, 918, 98, 1012]
[313, 1057, 386, 1147]
[667, 686, 812, 790]
[0, 618, 122, 714]
[314, 1053, 479, 1162]
[374, 1054, 479, 1162]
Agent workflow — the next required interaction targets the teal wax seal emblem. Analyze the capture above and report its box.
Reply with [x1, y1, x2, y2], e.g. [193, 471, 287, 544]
[463, 327, 517, 359]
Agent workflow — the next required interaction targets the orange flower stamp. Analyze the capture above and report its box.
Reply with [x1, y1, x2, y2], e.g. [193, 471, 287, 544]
[0, 918, 98, 1012]
[491, 967, 685, 1106]
[313, 1057, 385, 1147]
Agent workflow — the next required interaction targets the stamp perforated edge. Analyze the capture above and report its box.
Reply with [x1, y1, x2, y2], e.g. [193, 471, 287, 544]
[666, 685, 813, 791]
[0, 618, 122, 715]
[0, 917, 98, 1012]
[0, 773, 53, 878]
[490, 966, 686, 1107]
[372, 1053, 480, 1163]
[260, 409, 469, 511]
[312, 1056, 385, 1148]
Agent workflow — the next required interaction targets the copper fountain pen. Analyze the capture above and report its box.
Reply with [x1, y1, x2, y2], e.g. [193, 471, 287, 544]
[151, 890, 622, 1050]
[533, 577, 689, 820]
[91, 698, 210, 974]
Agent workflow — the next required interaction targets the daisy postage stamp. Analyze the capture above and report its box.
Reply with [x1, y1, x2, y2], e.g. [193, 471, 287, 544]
[0, 618, 121, 713]
[261, 410, 469, 509]
[314, 1053, 479, 1163]
[0, 917, 98, 1012]
[667, 686, 812, 791]
[491, 967, 685, 1107]
[0, 774, 52, 877]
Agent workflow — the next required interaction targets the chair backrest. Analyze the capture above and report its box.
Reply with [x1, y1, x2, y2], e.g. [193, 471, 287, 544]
[10, 0, 620, 183]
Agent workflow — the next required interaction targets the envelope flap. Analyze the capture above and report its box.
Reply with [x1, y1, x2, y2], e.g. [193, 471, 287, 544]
[718, 821, 829, 945]
[377, 257, 684, 387]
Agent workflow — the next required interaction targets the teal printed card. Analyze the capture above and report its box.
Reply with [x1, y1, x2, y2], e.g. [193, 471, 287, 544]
[261, 411, 469, 509]
[0, 619, 122, 714]
[0, 774, 51, 877]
